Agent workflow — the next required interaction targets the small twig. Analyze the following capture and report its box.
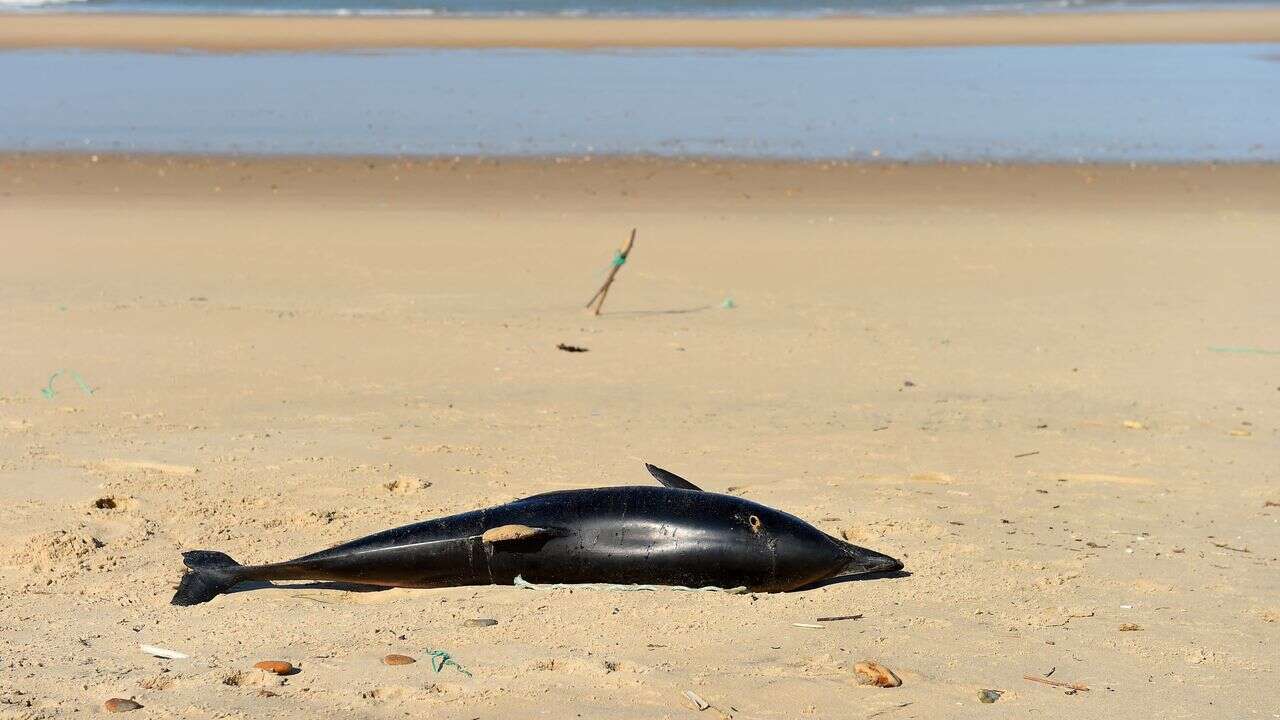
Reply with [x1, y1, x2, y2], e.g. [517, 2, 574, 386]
[586, 228, 636, 316]
[816, 614, 864, 622]
[865, 701, 913, 718]
[1014, 450, 1040, 459]
[1023, 674, 1089, 692]
[1043, 611, 1093, 627]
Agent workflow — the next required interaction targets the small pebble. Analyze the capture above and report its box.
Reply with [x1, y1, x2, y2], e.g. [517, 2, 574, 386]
[979, 689, 1003, 703]
[103, 698, 143, 713]
[257, 689, 279, 698]
[382, 654, 416, 666]
[253, 660, 294, 675]
[853, 660, 902, 688]
[464, 618, 498, 627]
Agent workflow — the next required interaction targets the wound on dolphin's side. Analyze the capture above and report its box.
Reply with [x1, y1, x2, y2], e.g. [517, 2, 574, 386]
[481, 525, 563, 544]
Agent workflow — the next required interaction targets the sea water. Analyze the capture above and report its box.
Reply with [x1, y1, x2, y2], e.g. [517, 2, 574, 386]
[1, 45, 1277, 161]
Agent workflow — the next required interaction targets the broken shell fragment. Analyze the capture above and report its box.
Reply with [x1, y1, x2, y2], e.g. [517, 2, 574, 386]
[854, 661, 902, 687]
[104, 698, 143, 712]
[139, 644, 188, 660]
[253, 660, 294, 675]
[682, 689, 710, 710]
[382, 654, 416, 666]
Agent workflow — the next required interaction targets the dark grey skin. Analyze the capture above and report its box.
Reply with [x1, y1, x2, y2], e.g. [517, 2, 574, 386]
[172, 464, 903, 605]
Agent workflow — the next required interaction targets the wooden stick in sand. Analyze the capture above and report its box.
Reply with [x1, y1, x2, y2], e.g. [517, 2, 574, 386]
[586, 228, 636, 316]
[1023, 674, 1090, 692]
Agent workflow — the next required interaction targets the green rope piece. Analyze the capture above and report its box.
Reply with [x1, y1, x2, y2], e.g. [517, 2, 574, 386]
[424, 649, 472, 677]
[41, 369, 94, 399]
[611, 250, 628, 268]
[1208, 346, 1280, 355]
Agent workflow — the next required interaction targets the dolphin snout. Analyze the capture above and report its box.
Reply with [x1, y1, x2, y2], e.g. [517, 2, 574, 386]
[837, 542, 904, 576]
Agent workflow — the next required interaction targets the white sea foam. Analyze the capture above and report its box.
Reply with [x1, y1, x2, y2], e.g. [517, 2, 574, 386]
[0, 0, 88, 6]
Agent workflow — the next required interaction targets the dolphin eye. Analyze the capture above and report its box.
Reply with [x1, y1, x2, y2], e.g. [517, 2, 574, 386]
[748, 515, 762, 533]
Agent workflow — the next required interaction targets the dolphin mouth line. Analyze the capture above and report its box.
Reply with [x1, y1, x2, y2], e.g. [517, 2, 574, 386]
[833, 540, 904, 578]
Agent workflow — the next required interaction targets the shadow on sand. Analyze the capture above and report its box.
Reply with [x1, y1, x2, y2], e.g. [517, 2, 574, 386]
[225, 580, 392, 598]
[794, 568, 911, 591]
[218, 570, 908, 601]
[602, 305, 713, 317]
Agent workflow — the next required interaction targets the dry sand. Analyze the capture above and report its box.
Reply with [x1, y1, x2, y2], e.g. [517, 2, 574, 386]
[1, 154, 1277, 718]
[2, 10, 1279, 51]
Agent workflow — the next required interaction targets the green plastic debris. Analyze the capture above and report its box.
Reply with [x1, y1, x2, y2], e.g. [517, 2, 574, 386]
[41, 370, 94, 399]
[424, 649, 472, 677]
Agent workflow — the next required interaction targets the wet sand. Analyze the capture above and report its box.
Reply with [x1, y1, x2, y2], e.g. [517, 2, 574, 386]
[1, 9, 1279, 51]
[1, 154, 1277, 718]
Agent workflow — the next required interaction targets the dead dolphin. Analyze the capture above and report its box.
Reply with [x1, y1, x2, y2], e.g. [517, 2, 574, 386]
[171, 464, 902, 605]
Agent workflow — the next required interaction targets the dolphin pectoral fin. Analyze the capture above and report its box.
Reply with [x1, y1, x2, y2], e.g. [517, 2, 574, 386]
[645, 463, 703, 491]
[481, 524, 565, 544]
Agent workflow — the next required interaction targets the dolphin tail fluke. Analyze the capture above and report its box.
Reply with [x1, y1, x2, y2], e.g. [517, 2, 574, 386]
[171, 550, 243, 606]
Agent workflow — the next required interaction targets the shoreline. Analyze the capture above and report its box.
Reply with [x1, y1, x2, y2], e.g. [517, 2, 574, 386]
[1, 9, 1278, 50]
[6, 153, 1278, 210]
[9, 150, 1280, 166]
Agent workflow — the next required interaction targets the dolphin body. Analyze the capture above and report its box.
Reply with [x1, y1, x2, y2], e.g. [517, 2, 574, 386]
[171, 464, 902, 606]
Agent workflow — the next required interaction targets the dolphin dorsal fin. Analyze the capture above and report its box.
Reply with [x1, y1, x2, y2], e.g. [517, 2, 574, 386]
[645, 463, 703, 491]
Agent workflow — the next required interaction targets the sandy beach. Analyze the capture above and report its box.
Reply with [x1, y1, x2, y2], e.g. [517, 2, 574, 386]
[2, 9, 1280, 50]
[1, 154, 1277, 718]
